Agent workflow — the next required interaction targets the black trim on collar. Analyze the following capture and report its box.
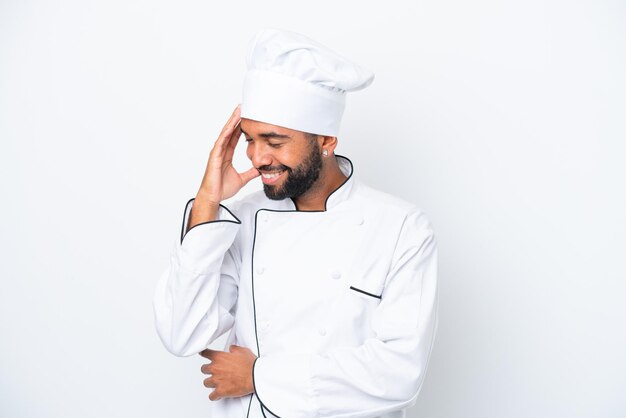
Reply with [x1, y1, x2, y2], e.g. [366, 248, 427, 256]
[349, 286, 382, 300]
[180, 198, 241, 245]
[288, 154, 354, 212]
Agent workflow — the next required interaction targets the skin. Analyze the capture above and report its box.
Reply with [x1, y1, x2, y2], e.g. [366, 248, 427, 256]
[200, 345, 257, 401]
[193, 104, 348, 401]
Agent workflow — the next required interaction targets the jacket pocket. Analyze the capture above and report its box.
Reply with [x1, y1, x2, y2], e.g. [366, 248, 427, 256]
[348, 285, 382, 300]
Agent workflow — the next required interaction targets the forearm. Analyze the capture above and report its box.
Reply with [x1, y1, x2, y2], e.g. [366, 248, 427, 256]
[154, 198, 242, 356]
[187, 191, 220, 231]
[153, 259, 234, 356]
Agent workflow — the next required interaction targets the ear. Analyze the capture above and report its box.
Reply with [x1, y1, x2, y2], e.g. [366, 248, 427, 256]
[319, 136, 339, 155]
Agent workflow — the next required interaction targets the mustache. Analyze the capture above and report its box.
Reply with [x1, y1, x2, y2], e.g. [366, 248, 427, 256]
[258, 164, 290, 172]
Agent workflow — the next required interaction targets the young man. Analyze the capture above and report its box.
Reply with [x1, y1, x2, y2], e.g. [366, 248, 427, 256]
[153, 28, 438, 418]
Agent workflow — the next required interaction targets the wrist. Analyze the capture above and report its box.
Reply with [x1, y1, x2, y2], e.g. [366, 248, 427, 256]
[187, 194, 221, 227]
[194, 190, 221, 208]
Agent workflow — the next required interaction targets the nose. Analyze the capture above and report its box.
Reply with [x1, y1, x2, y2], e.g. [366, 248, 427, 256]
[247, 142, 273, 169]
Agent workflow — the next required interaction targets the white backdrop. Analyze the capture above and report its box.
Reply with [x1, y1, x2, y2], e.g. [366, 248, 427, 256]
[1, 0, 625, 417]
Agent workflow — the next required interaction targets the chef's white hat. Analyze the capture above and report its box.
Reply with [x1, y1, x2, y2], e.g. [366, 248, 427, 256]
[240, 28, 375, 137]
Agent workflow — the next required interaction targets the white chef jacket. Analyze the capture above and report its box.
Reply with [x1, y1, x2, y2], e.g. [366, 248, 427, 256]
[153, 155, 438, 418]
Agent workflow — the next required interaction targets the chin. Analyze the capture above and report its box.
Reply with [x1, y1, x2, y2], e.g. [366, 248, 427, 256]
[263, 185, 287, 200]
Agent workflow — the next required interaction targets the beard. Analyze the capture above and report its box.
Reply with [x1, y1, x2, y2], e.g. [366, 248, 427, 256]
[261, 142, 323, 201]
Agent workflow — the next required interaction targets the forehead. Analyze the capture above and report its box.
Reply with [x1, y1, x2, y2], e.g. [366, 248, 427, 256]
[240, 118, 299, 139]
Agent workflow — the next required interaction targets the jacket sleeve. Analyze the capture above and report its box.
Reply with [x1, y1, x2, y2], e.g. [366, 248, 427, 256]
[252, 209, 439, 418]
[153, 197, 242, 357]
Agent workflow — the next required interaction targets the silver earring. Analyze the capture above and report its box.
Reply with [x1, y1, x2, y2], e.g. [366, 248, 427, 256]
[323, 149, 329, 156]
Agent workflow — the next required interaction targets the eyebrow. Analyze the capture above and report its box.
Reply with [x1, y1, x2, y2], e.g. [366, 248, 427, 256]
[241, 128, 291, 139]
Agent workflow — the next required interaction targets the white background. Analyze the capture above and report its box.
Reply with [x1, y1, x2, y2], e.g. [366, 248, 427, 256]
[1, 0, 625, 417]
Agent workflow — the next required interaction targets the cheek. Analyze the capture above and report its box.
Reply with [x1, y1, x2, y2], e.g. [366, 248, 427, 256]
[279, 146, 303, 165]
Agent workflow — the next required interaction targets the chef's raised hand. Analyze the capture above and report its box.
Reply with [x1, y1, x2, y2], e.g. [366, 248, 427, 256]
[199, 345, 257, 401]
[189, 105, 260, 227]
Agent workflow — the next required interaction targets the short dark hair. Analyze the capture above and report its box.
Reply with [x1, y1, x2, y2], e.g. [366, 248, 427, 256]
[304, 133, 321, 152]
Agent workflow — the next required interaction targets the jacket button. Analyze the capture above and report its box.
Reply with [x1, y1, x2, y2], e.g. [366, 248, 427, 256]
[331, 271, 341, 280]
[356, 217, 365, 226]
[260, 320, 270, 331]
[256, 266, 265, 275]
[318, 327, 327, 336]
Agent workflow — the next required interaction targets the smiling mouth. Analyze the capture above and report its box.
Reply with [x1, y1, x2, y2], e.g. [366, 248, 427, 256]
[261, 170, 285, 179]
[260, 169, 286, 185]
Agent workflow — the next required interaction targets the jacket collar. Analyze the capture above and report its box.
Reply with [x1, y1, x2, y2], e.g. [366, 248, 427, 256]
[322, 154, 355, 211]
[275, 154, 354, 212]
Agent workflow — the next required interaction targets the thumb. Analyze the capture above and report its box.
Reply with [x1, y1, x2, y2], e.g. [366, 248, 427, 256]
[240, 167, 261, 185]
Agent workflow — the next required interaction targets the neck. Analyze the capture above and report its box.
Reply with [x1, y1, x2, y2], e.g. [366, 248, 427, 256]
[292, 156, 347, 211]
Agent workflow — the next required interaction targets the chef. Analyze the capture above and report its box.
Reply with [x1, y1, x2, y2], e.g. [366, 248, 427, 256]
[153, 28, 439, 418]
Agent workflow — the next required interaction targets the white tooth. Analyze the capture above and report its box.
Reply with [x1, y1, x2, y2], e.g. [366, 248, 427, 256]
[262, 171, 283, 179]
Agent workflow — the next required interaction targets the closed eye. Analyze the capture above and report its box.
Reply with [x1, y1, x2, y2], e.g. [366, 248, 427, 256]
[245, 137, 282, 148]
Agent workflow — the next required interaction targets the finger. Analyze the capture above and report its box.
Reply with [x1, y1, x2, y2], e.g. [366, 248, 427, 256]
[209, 390, 221, 401]
[210, 116, 240, 163]
[228, 344, 239, 352]
[203, 377, 216, 388]
[226, 122, 242, 152]
[200, 363, 213, 374]
[219, 104, 241, 135]
[217, 105, 241, 146]
[224, 122, 242, 161]
[212, 121, 240, 161]
[199, 349, 216, 359]
[239, 167, 261, 185]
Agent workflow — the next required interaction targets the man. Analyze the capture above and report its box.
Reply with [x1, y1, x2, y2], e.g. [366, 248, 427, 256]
[153, 28, 438, 418]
